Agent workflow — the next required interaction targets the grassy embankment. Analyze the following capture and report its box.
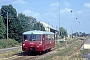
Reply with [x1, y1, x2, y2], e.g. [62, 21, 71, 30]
[0, 38, 89, 60]
[0, 39, 21, 49]
[0, 39, 22, 60]
[39, 37, 86, 60]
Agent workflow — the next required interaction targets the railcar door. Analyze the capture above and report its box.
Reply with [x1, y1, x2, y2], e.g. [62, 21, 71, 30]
[42, 34, 45, 51]
[44, 34, 50, 50]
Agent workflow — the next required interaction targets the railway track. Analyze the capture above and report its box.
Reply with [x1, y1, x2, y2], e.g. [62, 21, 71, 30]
[0, 46, 21, 53]
[12, 47, 58, 60]
[13, 56, 39, 60]
[12, 38, 86, 60]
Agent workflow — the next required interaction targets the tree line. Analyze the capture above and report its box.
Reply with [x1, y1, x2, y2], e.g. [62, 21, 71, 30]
[72, 32, 88, 37]
[0, 5, 45, 42]
[0, 5, 68, 42]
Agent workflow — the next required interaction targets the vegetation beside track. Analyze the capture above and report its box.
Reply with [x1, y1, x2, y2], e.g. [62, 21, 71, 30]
[38, 38, 86, 60]
[0, 37, 87, 60]
[0, 49, 22, 60]
[0, 39, 21, 49]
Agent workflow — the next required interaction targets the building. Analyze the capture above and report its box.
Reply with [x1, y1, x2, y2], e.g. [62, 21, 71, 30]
[40, 22, 58, 39]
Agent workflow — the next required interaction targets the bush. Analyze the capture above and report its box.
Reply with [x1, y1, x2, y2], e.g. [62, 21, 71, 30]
[0, 39, 20, 49]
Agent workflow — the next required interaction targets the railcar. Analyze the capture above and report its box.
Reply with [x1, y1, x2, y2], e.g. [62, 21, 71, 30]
[22, 30, 55, 52]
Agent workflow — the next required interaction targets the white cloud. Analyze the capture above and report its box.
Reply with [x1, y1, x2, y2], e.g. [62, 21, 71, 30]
[60, 8, 72, 14]
[77, 11, 84, 14]
[64, 2, 70, 7]
[50, 3, 59, 7]
[49, 3, 59, 11]
[77, 10, 90, 16]
[23, 10, 40, 19]
[12, 0, 27, 4]
[44, 13, 56, 17]
[84, 3, 90, 8]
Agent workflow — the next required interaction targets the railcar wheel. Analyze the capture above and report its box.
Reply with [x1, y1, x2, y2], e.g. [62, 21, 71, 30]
[46, 48, 51, 52]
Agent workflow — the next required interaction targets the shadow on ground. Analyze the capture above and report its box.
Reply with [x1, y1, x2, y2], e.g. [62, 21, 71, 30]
[14, 49, 52, 56]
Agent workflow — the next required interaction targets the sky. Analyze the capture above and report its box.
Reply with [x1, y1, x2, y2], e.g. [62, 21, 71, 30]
[0, 0, 90, 34]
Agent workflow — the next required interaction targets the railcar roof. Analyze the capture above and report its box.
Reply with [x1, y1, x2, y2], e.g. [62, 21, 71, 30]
[23, 30, 54, 34]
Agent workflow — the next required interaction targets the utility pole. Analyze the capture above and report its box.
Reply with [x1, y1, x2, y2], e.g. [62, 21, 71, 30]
[7, 12, 8, 40]
[58, 0, 60, 50]
[70, 10, 73, 39]
[76, 18, 77, 37]
[59, 0, 60, 37]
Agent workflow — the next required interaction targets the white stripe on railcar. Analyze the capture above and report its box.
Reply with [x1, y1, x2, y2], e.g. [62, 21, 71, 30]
[23, 30, 54, 34]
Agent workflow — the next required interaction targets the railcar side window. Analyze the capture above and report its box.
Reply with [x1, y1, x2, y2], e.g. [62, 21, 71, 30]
[37, 34, 41, 41]
[45, 35, 48, 40]
[51, 34, 54, 40]
[48, 35, 51, 40]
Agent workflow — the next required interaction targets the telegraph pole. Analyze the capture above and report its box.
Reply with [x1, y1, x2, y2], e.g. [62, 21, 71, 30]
[58, 0, 60, 50]
[7, 12, 8, 40]
[76, 18, 77, 37]
[59, 0, 60, 37]
[70, 10, 73, 39]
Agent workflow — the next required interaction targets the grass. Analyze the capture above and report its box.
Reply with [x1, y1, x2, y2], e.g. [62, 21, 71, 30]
[38, 38, 86, 60]
[0, 49, 22, 60]
[0, 37, 87, 60]
[80, 49, 90, 54]
[0, 39, 22, 60]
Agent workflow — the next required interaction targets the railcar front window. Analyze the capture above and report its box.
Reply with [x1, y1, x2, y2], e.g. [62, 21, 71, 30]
[29, 34, 41, 41]
[29, 34, 36, 41]
[24, 35, 28, 41]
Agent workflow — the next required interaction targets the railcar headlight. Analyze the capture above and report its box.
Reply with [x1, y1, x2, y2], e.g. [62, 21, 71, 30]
[37, 46, 39, 48]
[25, 40, 28, 41]
[23, 44, 25, 46]
[39, 42, 42, 45]
[39, 44, 42, 45]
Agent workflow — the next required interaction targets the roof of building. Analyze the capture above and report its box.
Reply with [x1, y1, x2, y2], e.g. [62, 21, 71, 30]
[40, 22, 52, 28]
[23, 30, 54, 34]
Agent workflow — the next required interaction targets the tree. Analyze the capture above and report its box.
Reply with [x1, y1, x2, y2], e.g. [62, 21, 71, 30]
[59, 27, 68, 38]
[0, 16, 6, 39]
[1, 5, 17, 26]
[18, 13, 37, 32]
[0, 4, 45, 42]
[1, 5, 23, 42]
[33, 22, 45, 31]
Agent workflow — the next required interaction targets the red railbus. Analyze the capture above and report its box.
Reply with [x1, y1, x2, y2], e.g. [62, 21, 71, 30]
[22, 30, 55, 52]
